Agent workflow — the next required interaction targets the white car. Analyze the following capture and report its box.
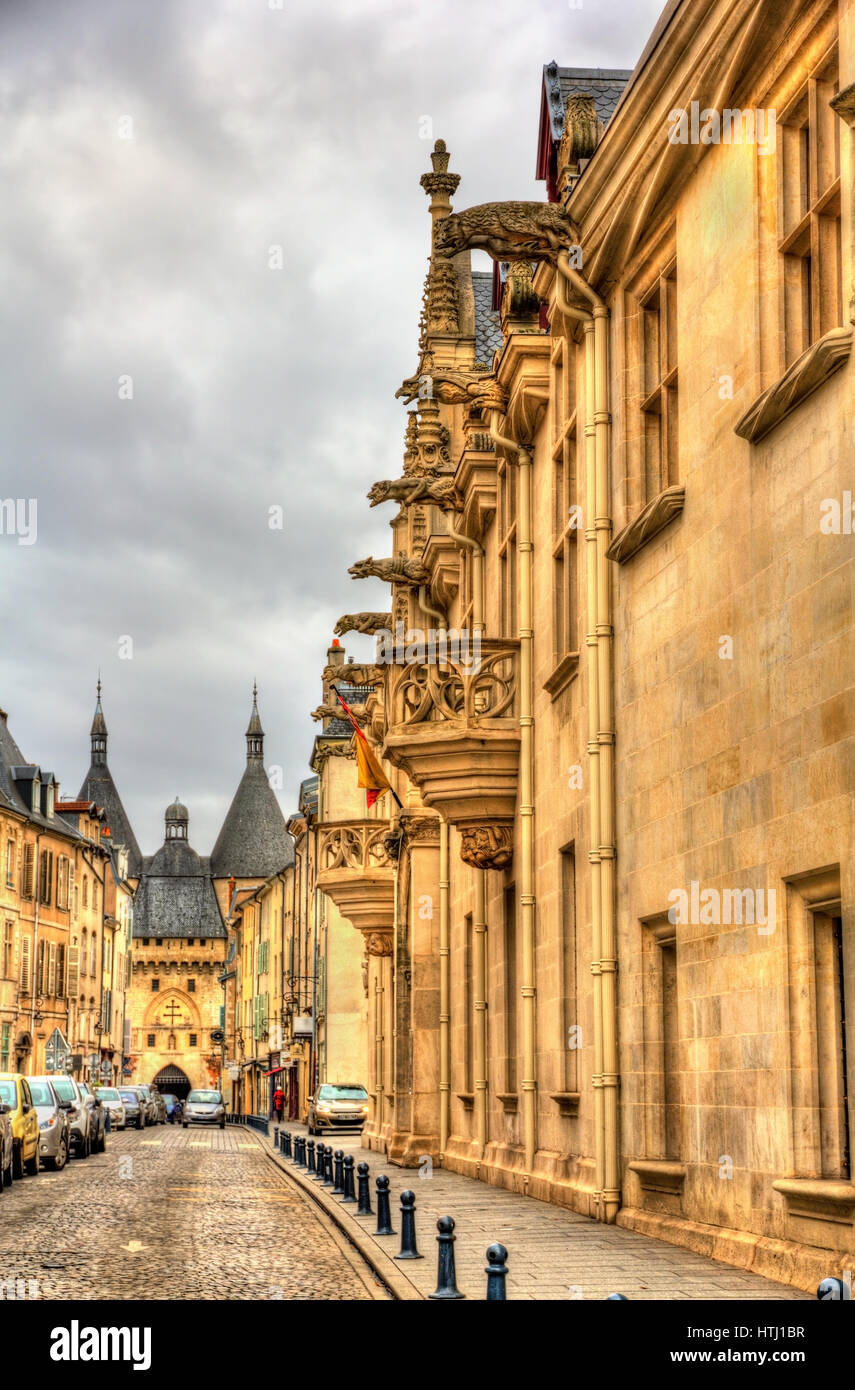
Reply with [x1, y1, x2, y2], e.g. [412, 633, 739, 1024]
[182, 1089, 226, 1129]
[94, 1086, 127, 1130]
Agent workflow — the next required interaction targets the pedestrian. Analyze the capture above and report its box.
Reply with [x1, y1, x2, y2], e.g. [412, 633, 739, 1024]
[272, 1085, 284, 1123]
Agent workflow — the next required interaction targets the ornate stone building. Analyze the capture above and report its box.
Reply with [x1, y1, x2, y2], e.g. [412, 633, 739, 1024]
[302, 0, 855, 1293]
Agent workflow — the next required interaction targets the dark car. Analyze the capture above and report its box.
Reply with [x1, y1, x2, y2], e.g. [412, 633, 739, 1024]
[162, 1094, 182, 1123]
[306, 1084, 369, 1134]
[118, 1087, 145, 1129]
[78, 1081, 108, 1153]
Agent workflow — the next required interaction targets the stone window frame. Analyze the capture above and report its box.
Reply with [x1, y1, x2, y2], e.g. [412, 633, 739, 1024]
[626, 244, 679, 508]
[497, 455, 517, 641]
[545, 334, 580, 697]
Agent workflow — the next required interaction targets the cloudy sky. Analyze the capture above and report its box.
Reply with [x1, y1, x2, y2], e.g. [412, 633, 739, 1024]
[0, 0, 662, 855]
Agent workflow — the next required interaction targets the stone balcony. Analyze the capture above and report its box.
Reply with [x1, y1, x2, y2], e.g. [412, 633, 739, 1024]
[382, 639, 520, 868]
[315, 820, 397, 952]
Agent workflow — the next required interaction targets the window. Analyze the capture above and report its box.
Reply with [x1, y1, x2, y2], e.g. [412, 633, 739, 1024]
[187, 978, 196, 993]
[503, 886, 517, 1093]
[3, 921, 13, 979]
[36, 939, 46, 995]
[779, 49, 841, 365]
[464, 912, 473, 1094]
[641, 917, 681, 1161]
[638, 258, 678, 499]
[0, 1023, 9, 1071]
[561, 845, 579, 1094]
[498, 458, 518, 639]
[81, 929, 88, 977]
[56, 944, 65, 998]
[19, 935, 30, 993]
[551, 429, 578, 669]
[21, 843, 34, 899]
[89, 934, 96, 977]
[57, 856, 70, 911]
[147, 1033, 155, 1048]
[189, 1033, 198, 1048]
[38, 849, 54, 905]
[151, 978, 159, 992]
[82, 875, 89, 909]
[5, 839, 15, 889]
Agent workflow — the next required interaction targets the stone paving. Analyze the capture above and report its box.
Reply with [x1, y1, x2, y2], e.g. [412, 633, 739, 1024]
[0, 1124, 384, 1300]
[266, 1123, 813, 1301]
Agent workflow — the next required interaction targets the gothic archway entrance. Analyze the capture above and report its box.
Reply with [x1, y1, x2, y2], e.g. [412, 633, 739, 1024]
[152, 1065, 191, 1100]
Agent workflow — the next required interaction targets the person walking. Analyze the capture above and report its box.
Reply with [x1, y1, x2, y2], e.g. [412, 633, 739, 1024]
[272, 1085, 284, 1123]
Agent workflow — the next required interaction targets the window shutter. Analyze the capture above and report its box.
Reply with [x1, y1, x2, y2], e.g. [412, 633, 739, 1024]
[66, 945, 79, 999]
[36, 939, 46, 995]
[22, 844, 34, 898]
[56, 944, 66, 998]
[20, 935, 31, 992]
[48, 941, 56, 996]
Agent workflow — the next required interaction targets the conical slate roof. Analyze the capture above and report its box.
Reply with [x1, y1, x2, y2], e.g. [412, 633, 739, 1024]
[210, 689, 292, 878]
[77, 684, 142, 876]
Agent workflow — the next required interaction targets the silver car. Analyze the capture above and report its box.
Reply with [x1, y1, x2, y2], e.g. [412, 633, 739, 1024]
[48, 1076, 91, 1158]
[94, 1086, 126, 1130]
[182, 1089, 226, 1128]
[118, 1087, 145, 1129]
[28, 1078, 71, 1170]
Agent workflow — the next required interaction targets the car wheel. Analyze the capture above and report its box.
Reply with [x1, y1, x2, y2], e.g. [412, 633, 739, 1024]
[3, 1152, 12, 1186]
[51, 1138, 68, 1172]
[25, 1145, 40, 1177]
[182, 1121, 187, 1129]
[98, 1129, 107, 1153]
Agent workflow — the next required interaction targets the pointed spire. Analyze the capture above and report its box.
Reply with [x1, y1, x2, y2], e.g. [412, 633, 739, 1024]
[90, 677, 108, 764]
[245, 682, 264, 760]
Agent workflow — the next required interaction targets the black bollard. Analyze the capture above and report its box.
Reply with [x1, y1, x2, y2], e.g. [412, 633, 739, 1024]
[333, 1149, 344, 1193]
[299, 1136, 309, 1167]
[306, 1138, 316, 1174]
[374, 1175, 396, 1236]
[273, 1125, 279, 1148]
[394, 1190, 423, 1260]
[322, 1145, 334, 1188]
[356, 1162, 373, 1215]
[291, 1134, 301, 1165]
[282, 1131, 291, 1158]
[428, 1215, 465, 1299]
[341, 1153, 356, 1203]
[313, 1141, 327, 1181]
[485, 1243, 508, 1300]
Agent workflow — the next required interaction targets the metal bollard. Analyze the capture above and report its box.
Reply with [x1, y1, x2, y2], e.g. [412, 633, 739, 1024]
[341, 1153, 356, 1203]
[356, 1162, 373, 1215]
[299, 1136, 309, 1167]
[313, 1141, 327, 1181]
[428, 1215, 465, 1300]
[291, 1134, 302, 1166]
[273, 1125, 279, 1148]
[394, 1190, 423, 1261]
[374, 1175, 396, 1236]
[333, 1149, 344, 1193]
[306, 1138, 316, 1174]
[485, 1244, 508, 1300]
[322, 1145, 334, 1188]
[282, 1131, 292, 1158]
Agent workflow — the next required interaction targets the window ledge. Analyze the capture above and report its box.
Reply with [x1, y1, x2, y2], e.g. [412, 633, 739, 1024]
[735, 326, 853, 444]
[496, 1091, 518, 1113]
[543, 651, 580, 699]
[772, 1178, 855, 1226]
[456, 1092, 475, 1111]
[628, 1159, 687, 1195]
[549, 1091, 580, 1117]
[607, 485, 685, 565]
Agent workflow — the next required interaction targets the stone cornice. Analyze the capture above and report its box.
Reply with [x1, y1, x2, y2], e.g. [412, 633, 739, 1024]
[734, 327, 853, 444]
[607, 484, 686, 564]
[495, 334, 552, 444]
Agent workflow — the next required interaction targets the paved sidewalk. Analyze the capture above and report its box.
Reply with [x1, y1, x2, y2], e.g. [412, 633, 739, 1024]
[253, 1123, 811, 1301]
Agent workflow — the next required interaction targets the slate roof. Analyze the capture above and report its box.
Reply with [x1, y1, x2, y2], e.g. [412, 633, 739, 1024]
[472, 271, 503, 366]
[0, 709, 91, 843]
[542, 63, 633, 141]
[210, 693, 293, 878]
[77, 691, 143, 876]
[133, 845, 226, 940]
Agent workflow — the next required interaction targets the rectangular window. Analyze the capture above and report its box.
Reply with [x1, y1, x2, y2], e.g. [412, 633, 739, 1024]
[151, 978, 159, 992]
[498, 459, 518, 640]
[503, 886, 517, 1093]
[20, 934, 30, 993]
[66, 945, 79, 999]
[561, 845, 578, 1093]
[56, 943, 65, 998]
[57, 856, 70, 911]
[464, 913, 473, 1095]
[551, 429, 578, 667]
[36, 939, 46, 995]
[47, 941, 56, 996]
[3, 921, 13, 979]
[147, 1033, 156, 1048]
[641, 918, 681, 1161]
[638, 257, 678, 499]
[0, 1022, 9, 1071]
[779, 49, 841, 365]
[21, 844, 35, 899]
[5, 839, 15, 889]
[189, 1033, 198, 1048]
[188, 977, 196, 993]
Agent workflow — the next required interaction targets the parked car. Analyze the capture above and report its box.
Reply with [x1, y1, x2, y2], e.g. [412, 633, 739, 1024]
[28, 1078, 71, 1171]
[48, 1076, 92, 1159]
[162, 1094, 182, 1123]
[0, 1101, 14, 1190]
[118, 1087, 145, 1129]
[182, 1089, 226, 1128]
[306, 1083, 369, 1135]
[0, 1073, 41, 1176]
[77, 1081, 108, 1153]
[136, 1084, 159, 1126]
[94, 1086, 126, 1130]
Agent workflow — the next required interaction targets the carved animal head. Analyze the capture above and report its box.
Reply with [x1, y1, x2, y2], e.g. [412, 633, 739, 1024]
[367, 481, 395, 507]
[348, 557, 376, 580]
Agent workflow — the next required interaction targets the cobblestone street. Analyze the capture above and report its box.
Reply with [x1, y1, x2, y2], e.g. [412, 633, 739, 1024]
[0, 1127, 384, 1301]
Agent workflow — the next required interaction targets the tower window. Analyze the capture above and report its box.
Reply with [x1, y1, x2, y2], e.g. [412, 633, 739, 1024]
[188, 978, 196, 993]
[189, 1033, 198, 1047]
[151, 977, 159, 992]
[147, 1034, 155, 1048]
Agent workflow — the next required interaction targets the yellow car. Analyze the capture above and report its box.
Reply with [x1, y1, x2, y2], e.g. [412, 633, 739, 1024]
[0, 1073, 41, 1178]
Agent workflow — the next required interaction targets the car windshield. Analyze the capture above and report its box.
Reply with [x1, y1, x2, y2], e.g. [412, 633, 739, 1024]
[97, 1088, 120, 1100]
[28, 1082, 56, 1107]
[0, 1081, 17, 1106]
[318, 1086, 368, 1101]
[187, 1091, 221, 1104]
[119, 1092, 139, 1104]
[51, 1079, 76, 1102]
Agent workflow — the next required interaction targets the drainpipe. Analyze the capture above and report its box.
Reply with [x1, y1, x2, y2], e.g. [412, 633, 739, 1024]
[446, 522, 484, 636]
[489, 410, 536, 1177]
[439, 817, 450, 1154]
[418, 585, 446, 627]
[555, 252, 619, 1224]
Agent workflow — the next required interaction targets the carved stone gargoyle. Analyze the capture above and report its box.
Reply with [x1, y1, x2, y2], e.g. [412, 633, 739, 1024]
[334, 611, 393, 637]
[433, 200, 578, 264]
[367, 476, 463, 513]
[321, 662, 384, 688]
[310, 701, 366, 724]
[348, 554, 430, 586]
[396, 363, 508, 411]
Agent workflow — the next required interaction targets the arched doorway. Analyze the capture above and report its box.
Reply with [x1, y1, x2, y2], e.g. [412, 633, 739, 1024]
[152, 1065, 192, 1100]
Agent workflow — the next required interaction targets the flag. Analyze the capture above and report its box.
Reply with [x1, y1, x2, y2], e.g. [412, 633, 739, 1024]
[331, 684, 402, 810]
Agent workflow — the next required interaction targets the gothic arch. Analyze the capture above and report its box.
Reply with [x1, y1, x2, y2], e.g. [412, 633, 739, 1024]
[144, 987, 201, 1030]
